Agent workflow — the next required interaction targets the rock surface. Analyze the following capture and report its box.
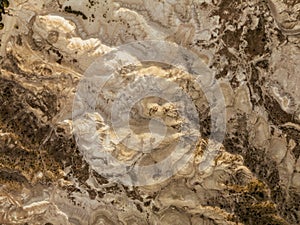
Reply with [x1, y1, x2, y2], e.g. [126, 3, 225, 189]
[0, 0, 299, 224]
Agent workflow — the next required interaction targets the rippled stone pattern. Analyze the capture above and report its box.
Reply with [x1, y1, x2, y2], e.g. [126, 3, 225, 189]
[0, 0, 299, 224]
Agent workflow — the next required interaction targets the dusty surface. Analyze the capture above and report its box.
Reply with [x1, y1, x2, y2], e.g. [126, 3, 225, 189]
[0, 0, 299, 224]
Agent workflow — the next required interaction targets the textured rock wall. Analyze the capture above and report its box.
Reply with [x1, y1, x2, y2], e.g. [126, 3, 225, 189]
[0, 0, 299, 224]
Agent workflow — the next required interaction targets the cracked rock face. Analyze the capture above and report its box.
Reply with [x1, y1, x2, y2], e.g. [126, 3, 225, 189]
[0, 0, 299, 224]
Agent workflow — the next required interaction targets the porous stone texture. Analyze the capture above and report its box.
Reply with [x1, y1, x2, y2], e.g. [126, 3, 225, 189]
[0, 0, 299, 224]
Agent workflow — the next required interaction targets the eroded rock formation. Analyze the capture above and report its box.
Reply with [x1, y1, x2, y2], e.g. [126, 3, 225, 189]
[0, 0, 299, 224]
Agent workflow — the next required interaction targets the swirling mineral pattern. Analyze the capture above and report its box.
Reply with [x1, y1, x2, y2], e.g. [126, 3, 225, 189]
[72, 40, 226, 186]
[0, 0, 299, 224]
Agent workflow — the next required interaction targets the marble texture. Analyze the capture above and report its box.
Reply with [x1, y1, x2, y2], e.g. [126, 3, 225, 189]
[0, 0, 299, 224]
